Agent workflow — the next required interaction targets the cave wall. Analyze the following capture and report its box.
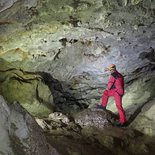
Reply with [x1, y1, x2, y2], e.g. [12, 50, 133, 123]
[0, 0, 155, 113]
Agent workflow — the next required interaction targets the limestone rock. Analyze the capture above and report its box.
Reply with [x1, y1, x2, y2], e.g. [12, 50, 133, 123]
[0, 0, 155, 113]
[0, 94, 13, 154]
[0, 48, 30, 62]
[0, 0, 18, 12]
[0, 1, 155, 154]
[45, 108, 155, 155]
[35, 118, 52, 131]
[0, 95, 60, 155]
[0, 67, 54, 118]
[0, 0, 38, 12]
[74, 108, 117, 129]
[49, 112, 70, 124]
[130, 98, 155, 136]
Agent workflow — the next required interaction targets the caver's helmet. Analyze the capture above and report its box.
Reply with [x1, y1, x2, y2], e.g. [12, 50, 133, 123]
[108, 64, 116, 71]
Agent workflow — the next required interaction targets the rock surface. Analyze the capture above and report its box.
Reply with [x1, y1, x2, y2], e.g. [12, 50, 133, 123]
[130, 98, 155, 136]
[0, 95, 60, 155]
[0, 62, 54, 118]
[36, 107, 155, 155]
[0, 0, 155, 113]
[74, 108, 116, 128]
[0, 1, 155, 154]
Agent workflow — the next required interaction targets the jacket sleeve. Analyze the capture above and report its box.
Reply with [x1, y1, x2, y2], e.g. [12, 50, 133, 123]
[108, 75, 115, 90]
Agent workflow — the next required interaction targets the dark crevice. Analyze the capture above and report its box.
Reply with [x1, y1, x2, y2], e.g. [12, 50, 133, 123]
[37, 72, 87, 114]
[125, 77, 139, 85]
[10, 76, 32, 84]
[151, 66, 155, 71]
[132, 67, 143, 74]
[139, 47, 155, 62]
[126, 63, 155, 85]
[68, 16, 81, 27]
[59, 38, 67, 46]
[59, 38, 78, 47]
[0, 68, 19, 72]
[72, 0, 91, 10]
[53, 49, 61, 60]
[86, 27, 114, 35]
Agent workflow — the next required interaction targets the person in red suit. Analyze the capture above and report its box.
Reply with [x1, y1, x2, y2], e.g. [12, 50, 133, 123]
[97, 64, 126, 127]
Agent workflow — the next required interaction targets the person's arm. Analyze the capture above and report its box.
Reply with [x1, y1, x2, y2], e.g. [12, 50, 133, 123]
[107, 75, 115, 90]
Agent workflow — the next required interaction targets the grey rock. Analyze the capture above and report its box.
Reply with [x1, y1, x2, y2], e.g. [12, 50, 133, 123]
[0, 96, 60, 155]
[0, 0, 38, 12]
[0, 95, 14, 155]
[130, 98, 155, 136]
[0, 0, 155, 113]
[48, 112, 70, 124]
[74, 108, 117, 129]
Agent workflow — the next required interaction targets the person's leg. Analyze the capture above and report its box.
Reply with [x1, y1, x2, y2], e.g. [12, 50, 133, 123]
[114, 93, 126, 124]
[101, 89, 114, 108]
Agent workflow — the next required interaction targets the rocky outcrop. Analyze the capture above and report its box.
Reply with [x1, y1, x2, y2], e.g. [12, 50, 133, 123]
[0, 61, 54, 118]
[0, 0, 38, 13]
[0, 0, 18, 12]
[36, 108, 155, 155]
[38, 108, 118, 134]
[0, 59, 85, 116]
[130, 98, 155, 136]
[74, 108, 116, 128]
[0, 95, 60, 155]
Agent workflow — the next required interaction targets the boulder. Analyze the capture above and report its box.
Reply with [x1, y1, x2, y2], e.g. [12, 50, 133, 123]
[0, 95, 60, 155]
[73, 108, 117, 129]
[130, 98, 155, 136]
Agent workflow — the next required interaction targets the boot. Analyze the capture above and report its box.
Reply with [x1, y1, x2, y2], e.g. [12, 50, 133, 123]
[96, 104, 106, 110]
[114, 121, 127, 127]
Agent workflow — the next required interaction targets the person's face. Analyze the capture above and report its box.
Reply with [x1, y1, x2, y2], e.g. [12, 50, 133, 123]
[110, 69, 115, 73]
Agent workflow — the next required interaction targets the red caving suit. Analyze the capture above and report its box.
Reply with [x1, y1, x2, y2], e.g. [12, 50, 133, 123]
[102, 70, 126, 123]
